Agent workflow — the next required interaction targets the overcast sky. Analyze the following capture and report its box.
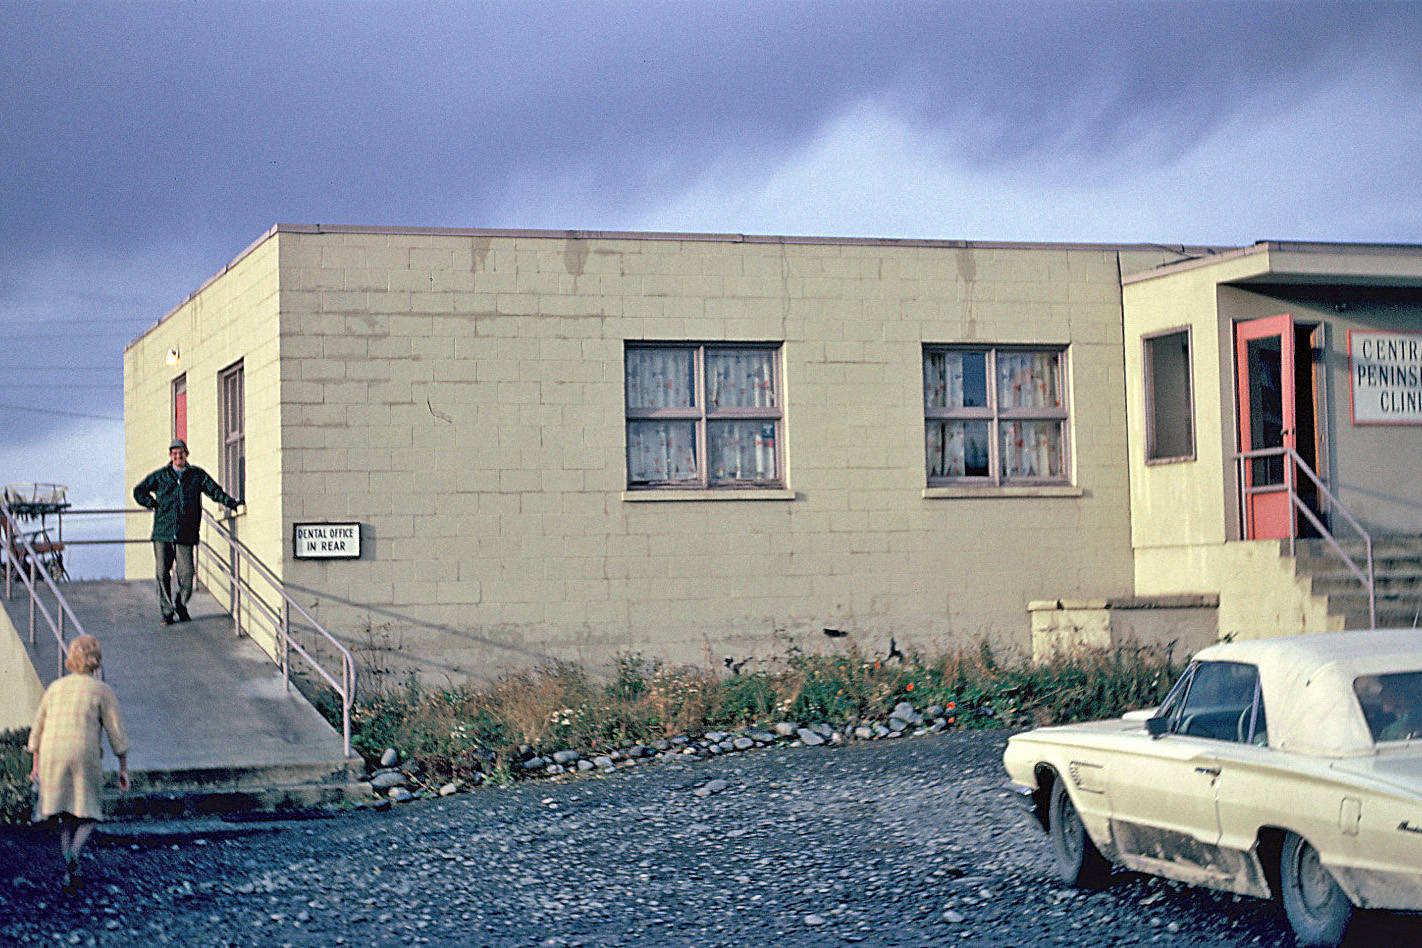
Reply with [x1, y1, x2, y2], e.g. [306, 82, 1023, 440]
[2, 0, 1421, 574]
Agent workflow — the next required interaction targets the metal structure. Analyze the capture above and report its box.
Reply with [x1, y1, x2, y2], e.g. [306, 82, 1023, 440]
[1236, 445, 1376, 628]
[2, 493, 355, 757]
[196, 509, 356, 757]
[1, 495, 83, 678]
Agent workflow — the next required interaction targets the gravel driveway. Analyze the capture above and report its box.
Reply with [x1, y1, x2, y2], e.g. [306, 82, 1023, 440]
[2, 730, 1418, 946]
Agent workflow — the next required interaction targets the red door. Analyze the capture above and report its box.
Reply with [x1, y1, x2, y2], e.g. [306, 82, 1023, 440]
[172, 375, 188, 442]
[1235, 315, 1296, 539]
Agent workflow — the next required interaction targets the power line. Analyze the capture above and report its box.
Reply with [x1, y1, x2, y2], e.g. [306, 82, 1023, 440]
[0, 366, 120, 372]
[0, 401, 122, 421]
[0, 318, 150, 326]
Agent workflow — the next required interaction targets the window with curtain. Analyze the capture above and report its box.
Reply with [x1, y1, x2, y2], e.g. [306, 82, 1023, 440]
[625, 343, 782, 488]
[924, 345, 1069, 484]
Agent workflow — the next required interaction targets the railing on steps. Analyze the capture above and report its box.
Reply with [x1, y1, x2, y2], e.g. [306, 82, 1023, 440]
[1, 497, 84, 678]
[1236, 446, 1376, 628]
[197, 509, 356, 757]
[3, 495, 355, 757]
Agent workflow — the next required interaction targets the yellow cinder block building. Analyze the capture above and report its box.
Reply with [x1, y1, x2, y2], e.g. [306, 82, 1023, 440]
[122, 228, 1422, 684]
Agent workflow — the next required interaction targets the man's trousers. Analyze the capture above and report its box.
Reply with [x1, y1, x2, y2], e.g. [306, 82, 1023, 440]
[153, 541, 195, 619]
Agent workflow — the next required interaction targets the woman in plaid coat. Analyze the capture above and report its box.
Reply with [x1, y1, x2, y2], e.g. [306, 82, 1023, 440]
[27, 634, 130, 887]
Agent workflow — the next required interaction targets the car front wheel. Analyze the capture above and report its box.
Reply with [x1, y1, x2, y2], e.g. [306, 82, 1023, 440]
[1280, 831, 1354, 947]
[1047, 777, 1109, 888]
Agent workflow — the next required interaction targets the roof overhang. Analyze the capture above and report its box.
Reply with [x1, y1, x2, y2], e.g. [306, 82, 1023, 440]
[1122, 240, 1422, 289]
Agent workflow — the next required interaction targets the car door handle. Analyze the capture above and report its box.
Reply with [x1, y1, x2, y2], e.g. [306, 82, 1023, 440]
[1195, 766, 1221, 776]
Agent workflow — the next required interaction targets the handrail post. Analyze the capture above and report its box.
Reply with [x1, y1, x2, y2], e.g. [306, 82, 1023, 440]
[1367, 535, 1376, 627]
[28, 558, 36, 643]
[229, 525, 241, 638]
[1286, 450, 1297, 558]
[282, 599, 291, 690]
[343, 655, 353, 757]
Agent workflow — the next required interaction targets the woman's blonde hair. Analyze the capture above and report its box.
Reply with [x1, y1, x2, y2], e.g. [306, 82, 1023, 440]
[65, 634, 103, 674]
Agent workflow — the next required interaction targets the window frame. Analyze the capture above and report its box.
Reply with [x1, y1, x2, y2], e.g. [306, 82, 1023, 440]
[218, 360, 245, 501]
[922, 344, 1070, 486]
[1143, 326, 1197, 464]
[624, 342, 784, 490]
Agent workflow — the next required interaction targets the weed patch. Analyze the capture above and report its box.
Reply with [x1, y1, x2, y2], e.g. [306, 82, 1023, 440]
[313, 644, 1181, 787]
[0, 729, 32, 825]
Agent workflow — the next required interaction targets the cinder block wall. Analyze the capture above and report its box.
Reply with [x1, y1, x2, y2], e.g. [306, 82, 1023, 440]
[265, 229, 1145, 684]
[123, 236, 284, 656]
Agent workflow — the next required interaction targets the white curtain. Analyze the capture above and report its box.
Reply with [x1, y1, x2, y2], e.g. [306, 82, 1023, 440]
[626, 348, 695, 409]
[997, 352, 1060, 409]
[926, 421, 990, 478]
[708, 421, 777, 483]
[627, 421, 698, 483]
[1000, 421, 1063, 478]
[924, 351, 983, 409]
[707, 350, 775, 409]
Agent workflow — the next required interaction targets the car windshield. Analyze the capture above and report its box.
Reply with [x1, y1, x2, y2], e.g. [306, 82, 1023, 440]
[1354, 671, 1422, 742]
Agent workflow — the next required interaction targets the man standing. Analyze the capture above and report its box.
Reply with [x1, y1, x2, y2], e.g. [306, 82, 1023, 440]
[132, 439, 241, 625]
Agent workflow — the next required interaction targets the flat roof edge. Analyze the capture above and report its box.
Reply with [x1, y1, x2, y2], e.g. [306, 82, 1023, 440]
[271, 222, 1229, 254]
[1122, 239, 1422, 286]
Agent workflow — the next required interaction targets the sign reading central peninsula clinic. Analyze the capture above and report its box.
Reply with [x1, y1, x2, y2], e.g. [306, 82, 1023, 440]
[293, 522, 362, 559]
[1350, 330, 1422, 425]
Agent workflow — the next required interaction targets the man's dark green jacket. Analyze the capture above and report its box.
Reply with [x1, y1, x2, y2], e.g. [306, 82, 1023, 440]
[132, 465, 239, 544]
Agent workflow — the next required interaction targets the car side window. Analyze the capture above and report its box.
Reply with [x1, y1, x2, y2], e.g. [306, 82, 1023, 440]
[1354, 671, 1422, 742]
[1175, 661, 1263, 744]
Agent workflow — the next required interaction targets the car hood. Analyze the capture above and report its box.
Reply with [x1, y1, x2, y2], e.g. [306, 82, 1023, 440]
[1329, 749, 1422, 799]
[1008, 718, 1148, 744]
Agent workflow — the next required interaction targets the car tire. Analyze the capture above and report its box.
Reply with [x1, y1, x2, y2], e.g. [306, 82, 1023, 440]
[1280, 831, 1353, 947]
[1048, 777, 1110, 888]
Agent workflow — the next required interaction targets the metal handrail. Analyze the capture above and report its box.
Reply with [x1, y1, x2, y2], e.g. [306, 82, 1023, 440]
[1236, 446, 1376, 627]
[197, 509, 355, 757]
[1, 498, 84, 678]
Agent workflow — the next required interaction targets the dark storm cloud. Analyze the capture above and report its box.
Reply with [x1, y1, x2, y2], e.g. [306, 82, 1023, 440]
[1, 0, 1419, 460]
[4, 0, 1418, 258]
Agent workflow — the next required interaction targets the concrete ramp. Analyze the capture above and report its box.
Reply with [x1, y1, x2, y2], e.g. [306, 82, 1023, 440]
[2, 579, 364, 818]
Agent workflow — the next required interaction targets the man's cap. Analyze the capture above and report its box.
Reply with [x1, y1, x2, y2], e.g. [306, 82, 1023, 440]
[169, 439, 188, 452]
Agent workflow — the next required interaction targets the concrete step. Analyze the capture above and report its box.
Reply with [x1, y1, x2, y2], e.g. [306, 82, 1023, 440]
[105, 761, 372, 820]
[1293, 536, 1422, 563]
[1322, 595, 1422, 630]
[1286, 534, 1422, 630]
[1308, 573, 1422, 596]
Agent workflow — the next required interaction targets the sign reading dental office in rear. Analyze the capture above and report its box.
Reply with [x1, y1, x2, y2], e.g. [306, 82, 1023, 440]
[293, 522, 362, 559]
[1350, 330, 1422, 424]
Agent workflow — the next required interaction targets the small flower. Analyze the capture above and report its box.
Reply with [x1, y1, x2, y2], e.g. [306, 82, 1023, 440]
[948, 717, 956, 725]
[905, 683, 914, 692]
[946, 701, 956, 710]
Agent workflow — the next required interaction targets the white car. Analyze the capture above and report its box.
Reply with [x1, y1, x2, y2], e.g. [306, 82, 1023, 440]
[1003, 628, 1422, 947]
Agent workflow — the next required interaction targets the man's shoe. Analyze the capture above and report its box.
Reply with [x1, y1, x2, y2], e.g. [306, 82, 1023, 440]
[161, 614, 176, 626]
[175, 605, 190, 622]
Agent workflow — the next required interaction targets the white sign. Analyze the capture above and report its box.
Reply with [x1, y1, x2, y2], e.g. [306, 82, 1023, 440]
[293, 522, 361, 559]
[1350, 330, 1422, 425]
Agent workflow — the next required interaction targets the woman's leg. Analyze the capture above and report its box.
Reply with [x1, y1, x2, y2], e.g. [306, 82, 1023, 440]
[59, 814, 74, 857]
[69, 818, 96, 858]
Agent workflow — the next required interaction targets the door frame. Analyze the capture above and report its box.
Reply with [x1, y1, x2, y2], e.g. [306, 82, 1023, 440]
[1236, 314, 1298, 540]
